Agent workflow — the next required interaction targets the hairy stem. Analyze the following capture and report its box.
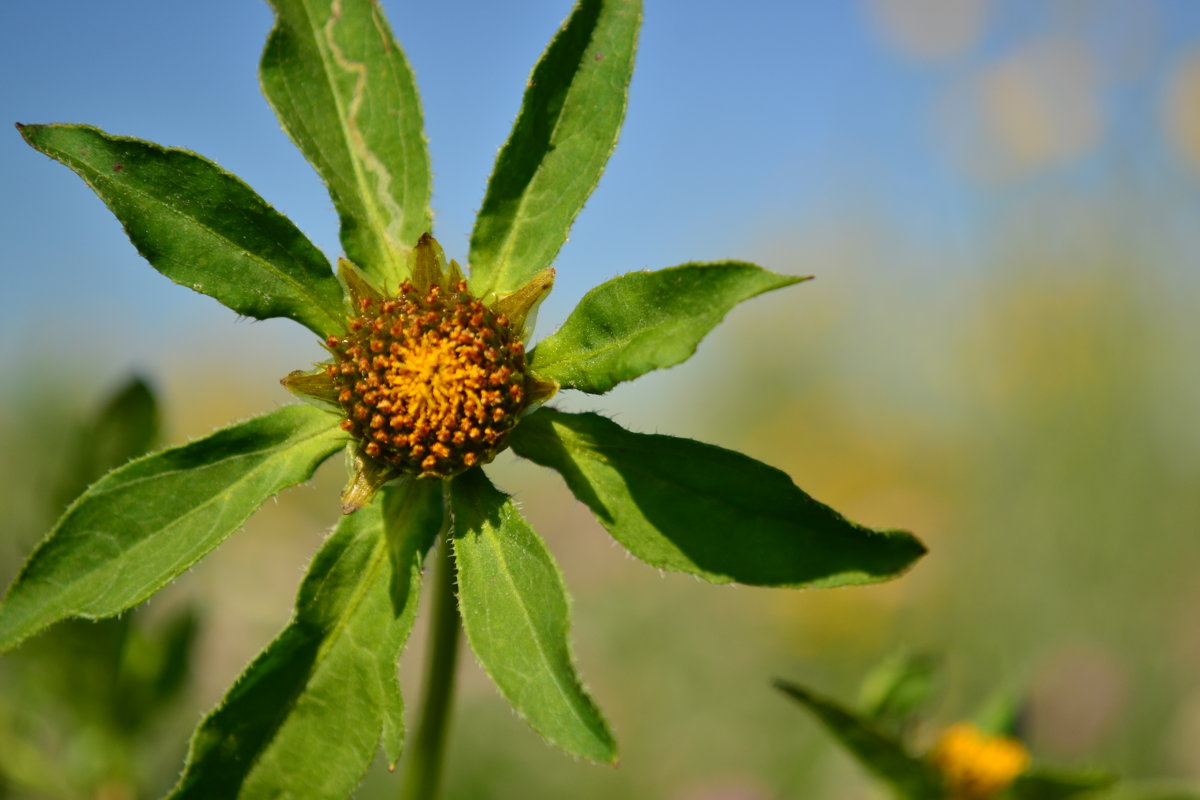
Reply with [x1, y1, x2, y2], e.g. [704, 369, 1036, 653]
[399, 486, 460, 800]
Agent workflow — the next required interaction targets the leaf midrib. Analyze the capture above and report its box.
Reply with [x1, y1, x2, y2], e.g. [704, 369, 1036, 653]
[474, 509, 599, 744]
[60, 143, 341, 335]
[285, 0, 400, 277]
[51, 417, 343, 612]
[249, 531, 391, 783]
[554, 421, 801, 527]
[533, 270, 798, 381]
[478, 12, 599, 295]
[536, 308, 718, 384]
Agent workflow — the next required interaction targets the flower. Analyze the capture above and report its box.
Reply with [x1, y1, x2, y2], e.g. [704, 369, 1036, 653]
[931, 722, 1031, 800]
[778, 655, 1115, 800]
[2, 0, 925, 794]
[283, 236, 558, 512]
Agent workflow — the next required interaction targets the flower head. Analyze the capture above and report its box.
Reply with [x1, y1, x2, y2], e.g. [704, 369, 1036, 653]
[931, 722, 1031, 800]
[284, 234, 555, 511]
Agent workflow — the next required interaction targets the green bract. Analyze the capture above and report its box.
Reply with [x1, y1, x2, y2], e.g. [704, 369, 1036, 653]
[5, 1, 926, 797]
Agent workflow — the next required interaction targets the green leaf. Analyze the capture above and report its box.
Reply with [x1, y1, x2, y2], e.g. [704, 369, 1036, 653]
[1101, 783, 1200, 800]
[18, 123, 345, 337]
[451, 467, 615, 763]
[262, 0, 432, 287]
[66, 376, 159, 494]
[973, 686, 1024, 738]
[775, 679, 943, 799]
[114, 605, 200, 734]
[0, 405, 344, 651]
[50, 375, 159, 517]
[1009, 769, 1118, 800]
[510, 408, 926, 588]
[170, 479, 440, 799]
[530, 263, 805, 393]
[469, 0, 642, 298]
[858, 651, 940, 736]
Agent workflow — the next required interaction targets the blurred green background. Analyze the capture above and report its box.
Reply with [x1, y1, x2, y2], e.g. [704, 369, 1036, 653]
[2, 0, 1199, 798]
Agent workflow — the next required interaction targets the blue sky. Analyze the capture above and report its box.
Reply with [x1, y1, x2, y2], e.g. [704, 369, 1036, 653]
[2, 1, 1197, 382]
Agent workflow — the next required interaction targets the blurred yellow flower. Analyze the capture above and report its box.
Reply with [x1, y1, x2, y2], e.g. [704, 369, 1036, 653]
[930, 722, 1031, 800]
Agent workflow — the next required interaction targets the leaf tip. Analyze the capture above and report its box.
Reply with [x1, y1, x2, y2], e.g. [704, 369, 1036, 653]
[903, 530, 930, 561]
[877, 528, 929, 580]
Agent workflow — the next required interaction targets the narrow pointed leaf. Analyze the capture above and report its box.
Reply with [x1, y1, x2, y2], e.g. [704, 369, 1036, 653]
[170, 479, 440, 798]
[775, 679, 943, 799]
[1011, 770, 1118, 800]
[18, 123, 344, 337]
[510, 408, 926, 588]
[469, 0, 642, 297]
[132, 605, 200, 720]
[53, 376, 159, 513]
[530, 262, 806, 393]
[1101, 785, 1200, 800]
[973, 686, 1024, 738]
[262, 0, 431, 287]
[451, 468, 615, 763]
[0, 405, 344, 651]
[378, 480, 443, 763]
[857, 651, 940, 736]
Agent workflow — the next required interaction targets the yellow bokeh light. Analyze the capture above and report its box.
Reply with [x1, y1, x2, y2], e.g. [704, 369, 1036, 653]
[1163, 50, 1200, 172]
[936, 38, 1104, 181]
[867, 0, 990, 61]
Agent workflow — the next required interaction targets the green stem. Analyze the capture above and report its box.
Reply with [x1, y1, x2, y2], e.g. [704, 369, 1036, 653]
[399, 488, 460, 800]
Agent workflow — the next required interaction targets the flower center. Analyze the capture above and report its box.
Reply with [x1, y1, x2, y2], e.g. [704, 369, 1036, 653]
[326, 279, 526, 477]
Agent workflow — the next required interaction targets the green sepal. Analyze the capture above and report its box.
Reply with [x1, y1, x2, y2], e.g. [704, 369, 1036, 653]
[494, 266, 555, 341]
[0, 405, 345, 652]
[281, 368, 342, 413]
[509, 408, 926, 588]
[340, 446, 404, 515]
[338, 256, 385, 310]
[169, 479, 441, 798]
[18, 123, 345, 337]
[775, 678, 944, 799]
[409, 232, 447, 292]
[469, 0, 642, 298]
[261, 0, 433, 287]
[530, 262, 806, 393]
[451, 467, 616, 763]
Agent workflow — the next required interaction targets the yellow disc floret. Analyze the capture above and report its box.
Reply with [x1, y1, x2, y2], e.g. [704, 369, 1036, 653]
[326, 278, 526, 478]
[930, 723, 1031, 800]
